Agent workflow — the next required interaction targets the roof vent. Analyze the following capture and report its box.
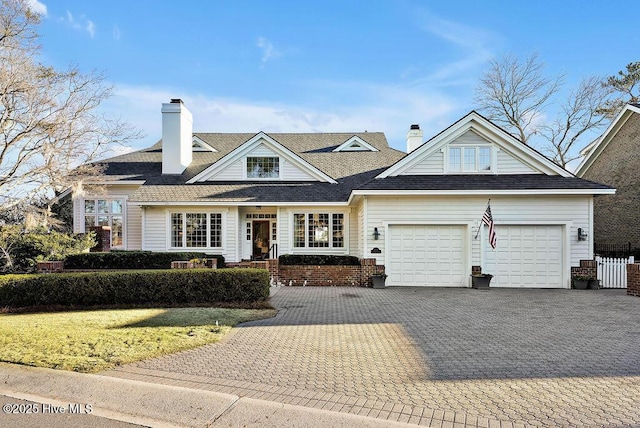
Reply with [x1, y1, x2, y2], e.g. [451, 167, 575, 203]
[170, 98, 183, 104]
[410, 124, 420, 130]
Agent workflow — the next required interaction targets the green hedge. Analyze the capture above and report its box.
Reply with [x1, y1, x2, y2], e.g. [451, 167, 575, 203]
[0, 269, 268, 309]
[63, 251, 225, 270]
[278, 254, 360, 266]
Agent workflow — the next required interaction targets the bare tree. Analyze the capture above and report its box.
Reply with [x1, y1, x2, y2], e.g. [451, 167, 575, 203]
[474, 52, 562, 144]
[474, 52, 612, 168]
[0, 0, 140, 212]
[538, 76, 613, 166]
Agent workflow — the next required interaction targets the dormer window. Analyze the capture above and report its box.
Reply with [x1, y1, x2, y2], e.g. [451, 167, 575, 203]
[247, 156, 280, 179]
[448, 146, 492, 172]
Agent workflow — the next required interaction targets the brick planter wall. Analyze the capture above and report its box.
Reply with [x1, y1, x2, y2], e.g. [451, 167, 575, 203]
[571, 259, 597, 279]
[170, 258, 218, 269]
[206, 258, 384, 287]
[267, 258, 383, 287]
[37, 261, 64, 273]
[627, 264, 640, 297]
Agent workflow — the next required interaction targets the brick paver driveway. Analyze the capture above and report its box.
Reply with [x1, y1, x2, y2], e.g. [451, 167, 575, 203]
[105, 287, 640, 427]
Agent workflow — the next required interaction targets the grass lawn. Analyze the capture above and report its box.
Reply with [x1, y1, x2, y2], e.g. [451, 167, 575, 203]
[0, 307, 276, 373]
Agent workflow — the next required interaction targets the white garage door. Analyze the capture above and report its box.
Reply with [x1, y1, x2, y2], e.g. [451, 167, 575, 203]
[388, 225, 465, 287]
[484, 225, 563, 288]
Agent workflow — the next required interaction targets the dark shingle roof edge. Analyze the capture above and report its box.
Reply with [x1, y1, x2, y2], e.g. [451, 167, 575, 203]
[355, 174, 614, 192]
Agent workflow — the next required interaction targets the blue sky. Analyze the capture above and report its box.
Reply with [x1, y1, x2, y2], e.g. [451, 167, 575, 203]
[32, 0, 640, 156]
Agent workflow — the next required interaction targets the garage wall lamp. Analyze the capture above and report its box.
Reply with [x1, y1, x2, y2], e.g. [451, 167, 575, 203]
[578, 227, 588, 241]
[373, 227, 380, 240]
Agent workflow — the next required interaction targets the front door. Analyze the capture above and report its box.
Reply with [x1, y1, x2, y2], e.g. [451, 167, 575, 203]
[252, 221, 270, 259]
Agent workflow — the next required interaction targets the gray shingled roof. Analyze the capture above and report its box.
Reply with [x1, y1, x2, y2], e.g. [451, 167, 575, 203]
[98, 132, 405, 202]
[357, 174, 613, 191]
[96, 131, 612, 203]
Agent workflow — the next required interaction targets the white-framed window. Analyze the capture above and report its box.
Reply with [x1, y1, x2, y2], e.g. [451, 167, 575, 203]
[83, 198, 124, 248]
[170, 212, 223, 248]
[246, 156, 280, 179]
[448, 146, 492, 172]
[293, 212, 344, 248]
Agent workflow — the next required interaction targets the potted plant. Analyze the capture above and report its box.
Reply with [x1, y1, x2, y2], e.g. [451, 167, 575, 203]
[471, 273, 493, 289]
[371, 273, 388, 289]
[572, 275, 591, 290]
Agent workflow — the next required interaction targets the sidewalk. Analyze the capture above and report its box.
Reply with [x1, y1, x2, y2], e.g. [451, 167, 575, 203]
[0, 363, 420, 427]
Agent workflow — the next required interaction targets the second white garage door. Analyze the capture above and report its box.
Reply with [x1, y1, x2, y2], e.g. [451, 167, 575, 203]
[484, 225, 564, 288]
[387, 225, 466, 287]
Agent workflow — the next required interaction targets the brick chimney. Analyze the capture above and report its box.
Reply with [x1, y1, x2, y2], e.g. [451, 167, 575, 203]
[162, 99, 193, 174]
[406, 124, 423, 153]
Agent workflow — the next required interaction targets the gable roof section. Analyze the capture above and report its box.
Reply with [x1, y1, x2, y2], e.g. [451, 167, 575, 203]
[332, 135, 379, 152]
[187, 132, 338, 184]
[376, 111, 573, 179]
[575, 103, 640, 177]
[192, 135, 217, 152]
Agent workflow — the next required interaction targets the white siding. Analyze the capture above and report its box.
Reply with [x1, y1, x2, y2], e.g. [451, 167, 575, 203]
[278, 206, 290, 255]
[449, 129, 490, 146]
[143, 206, 239, 261]
[277, 206, 351, 256]
[126, 204, 143, 250]
[203, 141, 317, 182]
[497, 150, 538, 174]
[348, 206, 358, 258]
[250, 143, 278, 157]
[356, 201, 365, 259]
[143, 207, 166, 251]
[365, 195, 591, 287]
[402, 150, 444, 175]
[225, 207, 239, 262]
[282, 161, 316, 181]
[205, 162, 244, 181]
[399, 130, 539, 175]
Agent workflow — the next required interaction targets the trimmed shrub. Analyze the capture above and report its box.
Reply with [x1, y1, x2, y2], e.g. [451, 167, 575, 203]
[0, 269, 268, 310]
[63, 251, 226, 270]
[279, 254, 360, 266]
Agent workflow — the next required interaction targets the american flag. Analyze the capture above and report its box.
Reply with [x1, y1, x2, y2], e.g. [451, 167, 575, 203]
[483, 203, 497, 249]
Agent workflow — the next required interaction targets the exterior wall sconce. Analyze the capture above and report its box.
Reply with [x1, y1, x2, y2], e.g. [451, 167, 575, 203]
[373, 227, 380, 240]
[578, 227, 588, 241]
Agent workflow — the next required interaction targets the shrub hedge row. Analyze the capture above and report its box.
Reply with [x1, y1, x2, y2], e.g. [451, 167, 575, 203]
[0, 269, 268, 309]
[63, 251, 226, 270]
[278, 254, 360, 266]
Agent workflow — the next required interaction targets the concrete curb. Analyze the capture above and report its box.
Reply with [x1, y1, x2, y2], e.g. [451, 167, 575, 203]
[0, 363, 420, 427]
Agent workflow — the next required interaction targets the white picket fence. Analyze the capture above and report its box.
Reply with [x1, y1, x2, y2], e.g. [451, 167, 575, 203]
[596, 255, 635, 288]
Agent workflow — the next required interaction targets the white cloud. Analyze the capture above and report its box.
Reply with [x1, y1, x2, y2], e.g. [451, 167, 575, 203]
[25, 0, 47, 16]
[60, 11, 95, 38]
[404, 10, 501, 87]
[86, 20, 95, 38]
[113, 25, 121, 40]
[102, 82, 459, 153]
[256, 37, 282, 66]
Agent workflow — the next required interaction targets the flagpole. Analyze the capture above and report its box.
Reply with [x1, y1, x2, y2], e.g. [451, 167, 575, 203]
[475, 199, 491, 239]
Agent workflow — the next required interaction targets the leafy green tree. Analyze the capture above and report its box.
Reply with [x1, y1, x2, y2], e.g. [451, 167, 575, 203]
[0, 225, 95, 273]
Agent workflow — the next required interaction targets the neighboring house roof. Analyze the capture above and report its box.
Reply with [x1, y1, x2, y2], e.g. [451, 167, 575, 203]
[575, 103, 640, 177]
